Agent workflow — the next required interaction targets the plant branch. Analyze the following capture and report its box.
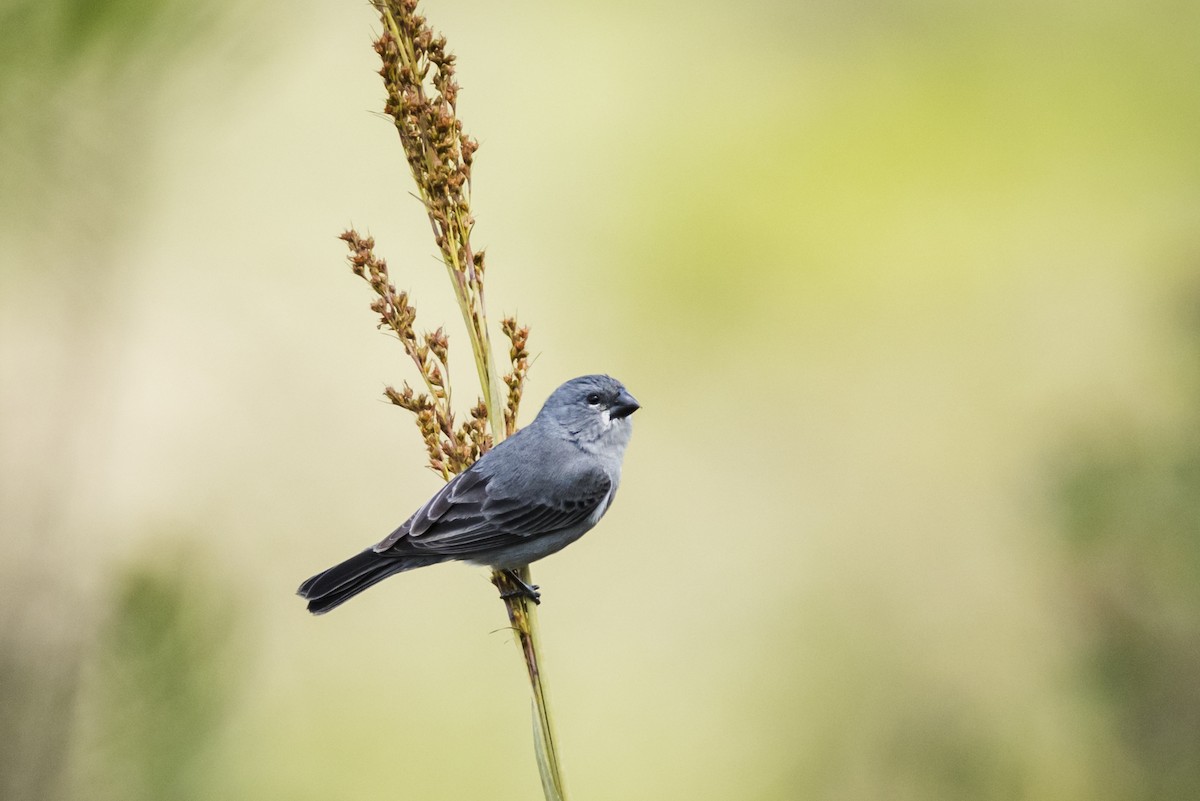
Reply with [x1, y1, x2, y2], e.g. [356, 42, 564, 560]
[493, 568, 568, 800]
[349, 3, 564, 799]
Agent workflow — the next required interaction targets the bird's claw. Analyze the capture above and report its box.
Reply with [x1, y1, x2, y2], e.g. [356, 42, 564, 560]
[498, 570, 542, 604]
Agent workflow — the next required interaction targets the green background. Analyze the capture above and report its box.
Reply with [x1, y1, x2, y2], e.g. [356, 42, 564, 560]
[3, 1, 1199, 799]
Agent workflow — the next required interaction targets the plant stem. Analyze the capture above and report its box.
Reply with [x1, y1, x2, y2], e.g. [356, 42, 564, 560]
[492, 568, 568, 801]
[365, 3, 566, 795]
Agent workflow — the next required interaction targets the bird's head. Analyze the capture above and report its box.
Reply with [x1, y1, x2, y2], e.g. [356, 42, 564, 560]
[536, 374, 640, 449]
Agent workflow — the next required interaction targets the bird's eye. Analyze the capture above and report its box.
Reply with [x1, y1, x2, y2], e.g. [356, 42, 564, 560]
[586, 392, 602, 405]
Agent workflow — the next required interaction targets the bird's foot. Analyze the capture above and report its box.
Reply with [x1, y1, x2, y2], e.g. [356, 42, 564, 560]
[498, 569, 541, 605]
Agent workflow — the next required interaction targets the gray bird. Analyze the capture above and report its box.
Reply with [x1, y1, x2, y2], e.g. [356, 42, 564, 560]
[298, 374, 639, 614]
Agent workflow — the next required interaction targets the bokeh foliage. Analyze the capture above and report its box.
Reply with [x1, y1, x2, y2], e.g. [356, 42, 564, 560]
[76, 557, 244, 801]
[0, 0, 239, 244]
[1057, 290, 1200, 801]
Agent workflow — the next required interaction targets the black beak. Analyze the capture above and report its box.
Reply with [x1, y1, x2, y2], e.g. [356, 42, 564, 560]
[610, 389, 640, 420]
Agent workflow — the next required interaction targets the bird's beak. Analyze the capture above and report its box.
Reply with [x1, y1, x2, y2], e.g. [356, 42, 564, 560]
[610, 389, 640, 420]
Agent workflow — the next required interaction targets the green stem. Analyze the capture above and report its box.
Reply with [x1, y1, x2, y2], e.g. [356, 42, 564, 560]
[492, 568, 568, 801]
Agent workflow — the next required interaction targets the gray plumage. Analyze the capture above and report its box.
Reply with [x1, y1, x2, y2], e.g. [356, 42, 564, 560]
[298, 374, 639, 614]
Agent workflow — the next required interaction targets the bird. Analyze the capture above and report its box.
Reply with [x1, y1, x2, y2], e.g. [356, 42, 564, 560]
[298, 374, 639, 614]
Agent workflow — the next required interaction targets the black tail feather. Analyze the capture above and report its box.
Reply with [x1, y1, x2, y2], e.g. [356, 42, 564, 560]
[297, 548, 444, 615]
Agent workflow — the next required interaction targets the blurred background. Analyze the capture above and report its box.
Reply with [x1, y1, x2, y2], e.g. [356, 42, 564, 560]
[2, 0, 1199, 799]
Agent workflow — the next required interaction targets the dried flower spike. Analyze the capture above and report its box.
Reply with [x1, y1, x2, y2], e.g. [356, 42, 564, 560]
[371, 0, 505, 438]
[501, 316, 531, 437]
[335, 5, 561, 799]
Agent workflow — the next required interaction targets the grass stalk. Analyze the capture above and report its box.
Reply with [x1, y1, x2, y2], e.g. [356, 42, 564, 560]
[344, 2, 567, 797]
[492, 568, 568, 801]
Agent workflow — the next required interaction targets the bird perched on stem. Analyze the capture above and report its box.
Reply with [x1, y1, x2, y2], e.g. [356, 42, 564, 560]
[298, 374, 639, 614]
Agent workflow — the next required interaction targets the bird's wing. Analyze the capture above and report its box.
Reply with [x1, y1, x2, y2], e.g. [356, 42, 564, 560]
[373, 460, 612, 557]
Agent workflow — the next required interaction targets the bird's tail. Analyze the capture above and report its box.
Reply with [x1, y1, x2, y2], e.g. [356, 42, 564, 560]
[297, 548, 445, 615]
